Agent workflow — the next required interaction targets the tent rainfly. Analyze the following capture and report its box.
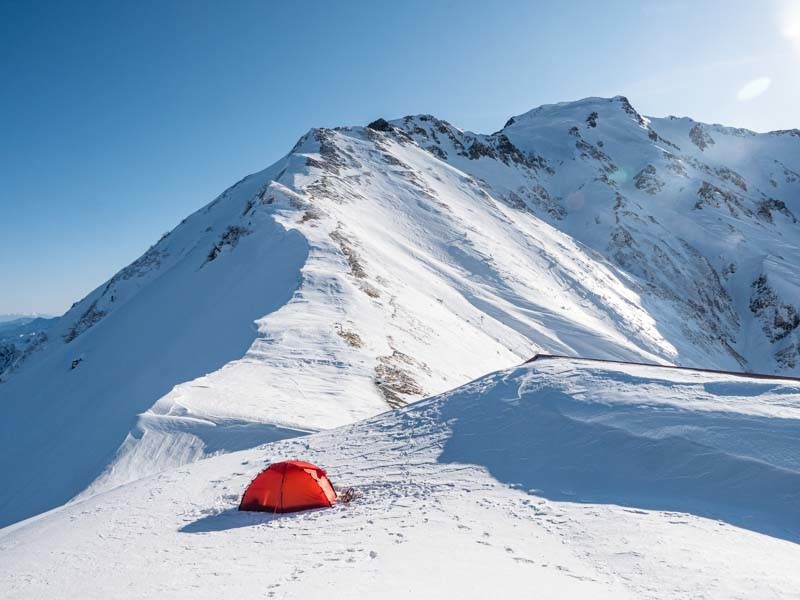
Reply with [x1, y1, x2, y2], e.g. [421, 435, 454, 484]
[239, 460, 337, 513]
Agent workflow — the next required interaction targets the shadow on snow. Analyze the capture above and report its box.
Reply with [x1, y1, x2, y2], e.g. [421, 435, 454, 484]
[437, 384, 800, 544]
[180, 506, 325, 533]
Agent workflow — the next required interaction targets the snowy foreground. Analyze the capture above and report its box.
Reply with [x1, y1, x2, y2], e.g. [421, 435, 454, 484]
[2, 357, 798, 599]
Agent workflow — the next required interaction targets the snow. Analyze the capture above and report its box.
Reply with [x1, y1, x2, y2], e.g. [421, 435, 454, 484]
[2, 358, 798, 599]
[0, 207, 310, 526]
[1, 95, 799, 538]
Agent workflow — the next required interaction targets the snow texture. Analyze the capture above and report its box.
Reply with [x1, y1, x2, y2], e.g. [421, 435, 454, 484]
[1, 358, 798, 599]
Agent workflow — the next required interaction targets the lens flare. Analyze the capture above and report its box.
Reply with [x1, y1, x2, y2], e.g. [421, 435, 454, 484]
[737, 77, 772, 101]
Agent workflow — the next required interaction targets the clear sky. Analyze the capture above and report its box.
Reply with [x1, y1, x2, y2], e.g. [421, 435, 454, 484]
[2, 0, 799, 315]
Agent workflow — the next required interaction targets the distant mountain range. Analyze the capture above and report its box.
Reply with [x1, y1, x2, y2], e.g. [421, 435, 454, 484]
[0, 314, 53, 324]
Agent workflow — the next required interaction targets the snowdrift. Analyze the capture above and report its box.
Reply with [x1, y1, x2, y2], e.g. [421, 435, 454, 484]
[2, 358, 798, 599]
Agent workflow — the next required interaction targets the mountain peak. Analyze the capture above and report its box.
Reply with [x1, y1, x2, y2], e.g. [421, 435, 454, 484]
[502, 95, 647, 132]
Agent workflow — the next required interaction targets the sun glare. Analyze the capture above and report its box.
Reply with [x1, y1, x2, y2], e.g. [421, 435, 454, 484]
[779, 0, 800, 57]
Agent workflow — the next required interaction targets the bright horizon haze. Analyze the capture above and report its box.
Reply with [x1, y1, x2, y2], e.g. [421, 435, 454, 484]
[2, 0, 799, 315]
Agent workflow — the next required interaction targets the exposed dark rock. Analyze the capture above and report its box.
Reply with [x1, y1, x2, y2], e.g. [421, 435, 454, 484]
[467, 140, 497, 160]
[576, 139, 618, 173]
[633, 164, 665, 194]
[367, 118, 392, 132]
[609, 226, 648, 279]
[775, 344, 800, 369]
[615, 96, 646, 126]
[695, 181, 747, 216]
[314, 128, 359, 174]
[113, 246, 165, 283]
[0, 342, 19, 375]
[374, 350, 424, 408]
[504, 186, 565, 220]
[241, 198, 255, 216]
[769, 129, 800, 138]
[689, 123, 715, 151]
[750, 274, 800, 343]
[662, 152, 688, 177]
[647, 127, 681, 150]
[205, 225, 251, 264]
[756, 198, 797, 224]
[335, 323, 363, 348]
[714, 166, 747, 191]
[64, 301, 106, 343]
[426, 145, 447, 160]
[330, 228, 367, 279]
[494, 134, 532, 167]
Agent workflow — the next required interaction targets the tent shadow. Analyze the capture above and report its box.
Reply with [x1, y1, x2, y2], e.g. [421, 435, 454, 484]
[437, 386, 800, 545]
[180, 509, 263, 533]
[179, 507, 313, 533]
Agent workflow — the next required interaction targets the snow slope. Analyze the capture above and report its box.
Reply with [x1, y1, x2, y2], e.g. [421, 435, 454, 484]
[2, 358, 798, 599]
[1, 96, 799, 529]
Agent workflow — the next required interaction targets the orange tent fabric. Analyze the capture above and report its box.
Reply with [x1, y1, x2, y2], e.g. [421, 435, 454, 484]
[239, 460, 336, 513]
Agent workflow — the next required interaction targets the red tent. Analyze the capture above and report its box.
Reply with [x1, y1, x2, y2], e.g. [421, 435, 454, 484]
[239, 460, 337, 513]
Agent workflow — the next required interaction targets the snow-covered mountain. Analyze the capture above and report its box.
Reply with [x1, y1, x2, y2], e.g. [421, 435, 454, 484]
[2, 358, 798, 599]
[0, 316, 56, 377]
[1, 96, 799, 529]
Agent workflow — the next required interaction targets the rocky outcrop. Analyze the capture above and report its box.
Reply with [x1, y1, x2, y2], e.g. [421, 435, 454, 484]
[695, 182, 748, 216]
[689, 123, 715, 151]
[750, 275, 800, 343]
[633, 164, 665, 194]
[205, 225, 251, 264]
[63, 301, 106, 343]
[756, 198, 797, 223]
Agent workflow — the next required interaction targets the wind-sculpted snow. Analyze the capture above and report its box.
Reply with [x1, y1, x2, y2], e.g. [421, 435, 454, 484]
[1, 359, 798, 599]
[438, 374, 800, 543]
[1, 95, 799, 529]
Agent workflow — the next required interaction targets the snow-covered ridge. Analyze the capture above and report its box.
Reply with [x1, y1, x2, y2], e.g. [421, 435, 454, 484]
[1, 96, 798, 530]
[390, 95, 800, 372]
[2, 358, 798, 598]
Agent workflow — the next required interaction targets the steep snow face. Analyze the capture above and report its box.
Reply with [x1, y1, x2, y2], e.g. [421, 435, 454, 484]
[1, 96, 798, 528]
[393, 96, 800, 373]
[2, 359, 798, 599]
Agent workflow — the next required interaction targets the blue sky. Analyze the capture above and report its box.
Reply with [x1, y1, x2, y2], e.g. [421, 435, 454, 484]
[2, 0, 798, 315]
